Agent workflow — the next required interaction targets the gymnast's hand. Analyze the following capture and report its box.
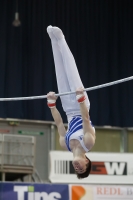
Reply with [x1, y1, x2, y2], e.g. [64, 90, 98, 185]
[76, 87, 85, 95]
[76, 87, 86, 103]
[47, 92, 58, 101]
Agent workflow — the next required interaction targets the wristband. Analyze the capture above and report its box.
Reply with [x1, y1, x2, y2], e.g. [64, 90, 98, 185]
[76, 94, 86, 103]
[47, 99, 56, 108]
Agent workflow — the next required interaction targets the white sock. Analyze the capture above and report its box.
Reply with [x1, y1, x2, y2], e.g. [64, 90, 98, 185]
[47, 25, 57, 42]
[52, 26, 64, 40]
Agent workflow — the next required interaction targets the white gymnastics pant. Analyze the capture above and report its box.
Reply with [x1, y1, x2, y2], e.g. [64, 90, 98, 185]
[47, 26, 90, 119]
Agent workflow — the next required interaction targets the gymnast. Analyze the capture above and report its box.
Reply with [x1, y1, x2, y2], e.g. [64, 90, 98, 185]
[46, 26, 96, 179]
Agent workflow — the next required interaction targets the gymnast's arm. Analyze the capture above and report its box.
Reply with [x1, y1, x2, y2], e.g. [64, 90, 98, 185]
[78, 100, 96, 149]
[76, 88, 95, 138]
[47, 92, 66, 137]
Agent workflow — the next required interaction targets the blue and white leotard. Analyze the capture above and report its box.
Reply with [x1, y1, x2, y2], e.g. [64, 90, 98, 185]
[65, 115, 95, 152]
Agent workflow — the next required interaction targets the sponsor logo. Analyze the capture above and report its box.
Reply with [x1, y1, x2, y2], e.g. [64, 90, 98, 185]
[71, 186, 133, 200]
[91, 162, 127, 175]
[71, 186, 93, 200]
[14, 186, 62, 200]
[79, 136, 83, 140]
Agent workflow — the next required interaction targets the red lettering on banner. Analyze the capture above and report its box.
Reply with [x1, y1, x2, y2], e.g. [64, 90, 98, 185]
[91, 162, 107, 174]
[97, 187, 102, 194]
[110, 188, 116, 195]
[104, 187, 109, 195]
[97, 187, 123, 195]
[118, 188, 123, 195]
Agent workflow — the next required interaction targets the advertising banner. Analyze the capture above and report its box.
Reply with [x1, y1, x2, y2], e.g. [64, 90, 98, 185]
[49, 151, 133, 184]
[70, 185, 133, 200]
[0, 183, 69, 200]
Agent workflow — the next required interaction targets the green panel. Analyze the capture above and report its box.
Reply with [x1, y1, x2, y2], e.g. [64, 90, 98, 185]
[18, 130, 44, 135]
[91, 129, 121, 152]
[127, 131, 133, 152]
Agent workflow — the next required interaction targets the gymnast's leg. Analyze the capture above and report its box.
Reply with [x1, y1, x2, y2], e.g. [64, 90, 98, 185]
[52, 27, 90, 116]
[47, 26, 76, 114]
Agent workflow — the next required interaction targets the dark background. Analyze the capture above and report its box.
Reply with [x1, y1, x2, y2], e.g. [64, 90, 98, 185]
[0, 0, 133, 127]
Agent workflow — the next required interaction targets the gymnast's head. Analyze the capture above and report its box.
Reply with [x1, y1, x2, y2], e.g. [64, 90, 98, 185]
[72, 155, 91, 179]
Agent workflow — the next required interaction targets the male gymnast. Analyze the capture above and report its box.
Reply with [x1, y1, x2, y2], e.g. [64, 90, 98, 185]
[47, 26, 96, 179]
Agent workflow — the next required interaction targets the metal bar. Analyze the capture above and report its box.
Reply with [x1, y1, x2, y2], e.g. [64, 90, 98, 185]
[50, 125, 56, 150]
[121, 128, 128, 152]
[2, 172, 5, 181]
[0, 76, 132, 101]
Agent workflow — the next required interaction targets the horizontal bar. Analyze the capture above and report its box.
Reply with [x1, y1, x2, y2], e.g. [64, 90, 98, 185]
[0, 76, 132, 101]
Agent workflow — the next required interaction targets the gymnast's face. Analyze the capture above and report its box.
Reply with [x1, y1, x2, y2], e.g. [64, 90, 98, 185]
[72, 157, 89, 174]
